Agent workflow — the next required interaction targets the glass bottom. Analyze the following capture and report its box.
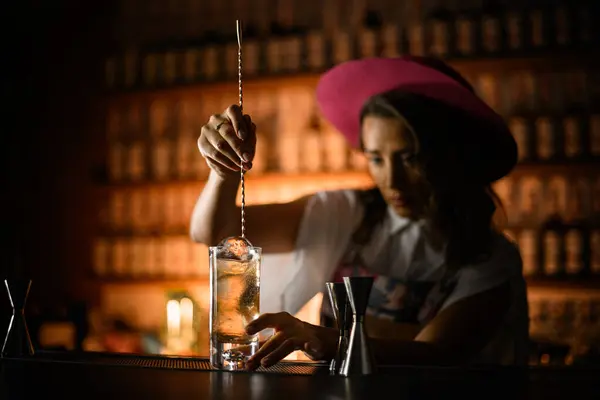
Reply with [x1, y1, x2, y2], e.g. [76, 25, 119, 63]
[210, 336, 259, 370]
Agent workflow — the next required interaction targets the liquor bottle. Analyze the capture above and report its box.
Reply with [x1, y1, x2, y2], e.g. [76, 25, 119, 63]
[305, 30, 327, 72]
[508, 117, 531, 162]
[359, 10, 382, 58]
[224, 41, 238, 79]
[563, 71, 588, 111]
[127, 141, 146, 182]
[381, 23, 402, 58]
[545, 175, 568, 222]
[183, 49, 201, 83]
[164, 51, 178, 85]
[590, 230, 600, 275]
[554, 3, 573, 48]
[266, 34, 283, 74]
[505, 72, 536, 115]
[480, 5, 502, 54]
[333, 29, 354, 65]
[358, 26, 378, 59]
[563, 115, 582, 160]
[529, 6, 550, 50]
[535, 117, 557, 161]
[564, 227, 586, 277]
[518, 176, 544, 225]
[566, 177, 592, 224]
[477, 73, 500, 113]
[494, 177, 517, 226]
[590, 114, 600, 158]
[505, 8, 525, 53]
[454, 9, 475, 57]
[123, 50, 138, 88]
[518, 229, 539, 276]
[92, 238, 110, 277]
[426, 8, 452, 58]
[202, 44, 219, 82]
[143, 54, 158, 87]
[539, 212, 565, 278]
[302, 112, 324, 173]
[407, 22, 425, 56]
[243, 38, 260, 77]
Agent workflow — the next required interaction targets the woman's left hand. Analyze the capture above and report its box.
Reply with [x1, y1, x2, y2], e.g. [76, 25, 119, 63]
[244, 312, 337, 370]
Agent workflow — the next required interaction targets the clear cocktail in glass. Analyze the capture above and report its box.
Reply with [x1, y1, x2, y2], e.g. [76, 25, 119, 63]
[209, 244, 261, 370]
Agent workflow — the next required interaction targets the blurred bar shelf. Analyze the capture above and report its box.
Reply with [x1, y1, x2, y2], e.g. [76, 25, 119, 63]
[94, 171, 373, 191]
[103, 52, 600, 102]
[88, 276, 208, 287]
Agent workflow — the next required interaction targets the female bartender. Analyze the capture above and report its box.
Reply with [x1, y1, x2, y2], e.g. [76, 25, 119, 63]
[190, 56, 529, 369]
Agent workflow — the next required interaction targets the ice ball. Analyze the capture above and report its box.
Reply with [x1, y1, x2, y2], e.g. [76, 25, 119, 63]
[218, 236, 253, 260]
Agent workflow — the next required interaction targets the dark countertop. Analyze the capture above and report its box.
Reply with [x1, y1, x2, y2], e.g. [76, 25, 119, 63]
[1, 351, 599, 399]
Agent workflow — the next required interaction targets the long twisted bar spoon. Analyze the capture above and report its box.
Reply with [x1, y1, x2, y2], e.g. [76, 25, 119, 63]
[219, 20, 252, 259]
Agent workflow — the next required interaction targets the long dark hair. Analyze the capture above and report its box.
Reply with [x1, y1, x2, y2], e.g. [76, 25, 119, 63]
[353, 89, 504, 269]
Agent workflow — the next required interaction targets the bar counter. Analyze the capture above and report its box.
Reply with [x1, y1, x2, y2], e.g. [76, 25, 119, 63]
[1, 351, 599, 399]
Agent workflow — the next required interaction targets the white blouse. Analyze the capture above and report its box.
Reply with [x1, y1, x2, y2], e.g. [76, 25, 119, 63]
[264, 189, 529, 365]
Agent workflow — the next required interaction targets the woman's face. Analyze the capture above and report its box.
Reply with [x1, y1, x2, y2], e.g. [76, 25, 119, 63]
[361, 115, 430, 219]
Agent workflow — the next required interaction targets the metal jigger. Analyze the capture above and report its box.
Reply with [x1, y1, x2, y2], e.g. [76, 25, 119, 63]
[340, 276, 376, 376]
[325, 282, 351, 375]
[2, 280, 34, 357]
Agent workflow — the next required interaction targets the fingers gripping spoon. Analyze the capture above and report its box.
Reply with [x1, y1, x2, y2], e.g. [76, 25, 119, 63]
[219, 20, 252, 258]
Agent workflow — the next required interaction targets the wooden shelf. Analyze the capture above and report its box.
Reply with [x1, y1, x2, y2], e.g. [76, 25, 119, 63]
[510, 161, 600, 177]
[103, 52, 600, 103]
[94, 171, 373, 191]
[90, 276, 209, 287]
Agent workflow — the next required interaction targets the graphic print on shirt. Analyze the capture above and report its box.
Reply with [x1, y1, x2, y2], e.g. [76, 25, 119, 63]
[323, 241, 458, 326]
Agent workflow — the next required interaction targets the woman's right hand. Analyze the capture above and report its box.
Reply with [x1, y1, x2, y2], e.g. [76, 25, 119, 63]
[198, 104, 256, 179]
